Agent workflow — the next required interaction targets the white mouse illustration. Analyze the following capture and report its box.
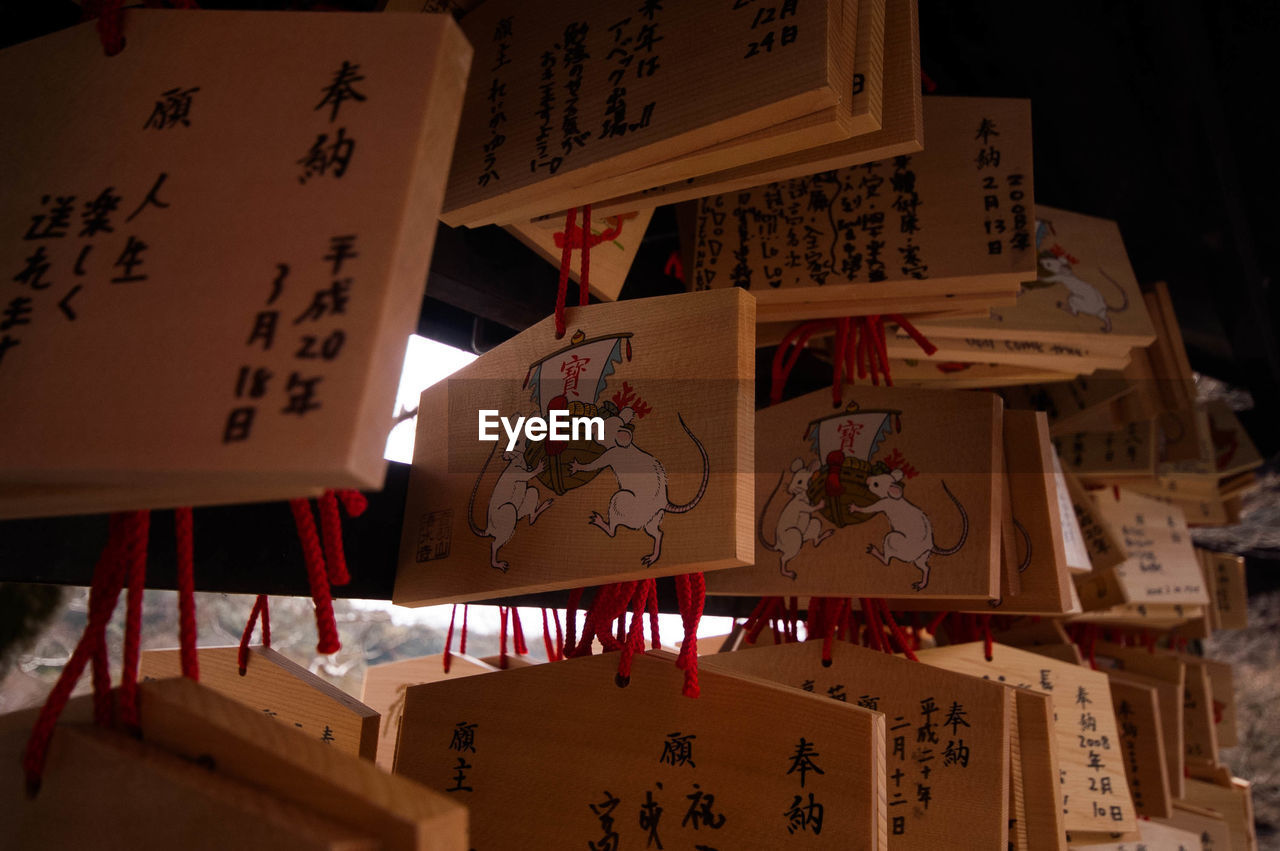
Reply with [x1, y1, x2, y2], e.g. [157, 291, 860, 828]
[758, 457, 833, 579]
[568, 408, 709, 566]
[467, 434, 553, 573]
[860, 470, 968, 591]
[1039, 255, 1129, 332]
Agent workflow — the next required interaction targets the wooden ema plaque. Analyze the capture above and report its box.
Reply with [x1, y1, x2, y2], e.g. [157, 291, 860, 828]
[912, 205, 1158, 351]
[1091, 643, 1185, 800]
[1183, 778, 1258, 851]
[703, 639, 1013, 849]
[1011, 689, 1067, 851]
[395, 651, 886, 848]
[141, 645, 379, 760]
[1106, 673, 1172, 818]
[361, 652, 497, 770]
[915, 642, 1138, 835]
[0, 11, 472, 515]
[0, 723, 376, 850]
[1157, 802, 1231, 850]
[706, 384, 1001, 600]
[994, 410, 1073, 614]
[1073, 489, 1209, 611]
[584, 0, 922, 222]
[1067, 819, 1200, 851]
[691, 96, 1035, 322]
[395, 288, 754, 605]
[528, 0, 889, 228]
[442, 0, 862, 227]
[0, 677, 468, 850]
[1062, 472, 1126, 573]
[506, 207, 655, 302]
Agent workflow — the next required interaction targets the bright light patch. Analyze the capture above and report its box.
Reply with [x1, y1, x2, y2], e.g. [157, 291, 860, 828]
[384, 335, 477, 463]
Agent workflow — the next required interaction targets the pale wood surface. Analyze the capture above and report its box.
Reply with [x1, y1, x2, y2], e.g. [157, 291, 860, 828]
[395, 288, 755, 605]
[0, 11, 471, 508]
[396, 651, 886, 848]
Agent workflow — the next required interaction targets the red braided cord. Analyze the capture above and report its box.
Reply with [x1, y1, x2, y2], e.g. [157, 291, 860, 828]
[289, 498, 341, 655]
[498, 606, 509, 669]
[541, 608, 556, 661]
[579, 204, 591, 307]
[238, 594, 270, 675]
[553, 606, 565, 659]
[174, 507, 198, 680]
[769, 319, 839, 405]
[981, 614, 993, 662]
[511, 607, 528, 656]
[90, 637, 113, 729]
[554, 207, 578, 338]
[566, 588, 583, 652]
[886, 314, 938, 357]
[878, 600, 918, 662]
[317, 490, 350, 586]
[925, 611, 948, 636]
[90, 0, 125, 56]
[647, 581, 661, 650]
[831, 318, 848, 407]
[675, 573, 704, 698]
[118, 511, 150, 729]
[460, 604, 468, 655]
[443, 604, 457, 673]
[617, 580, 652, 684]
[23, 516, 130, 795]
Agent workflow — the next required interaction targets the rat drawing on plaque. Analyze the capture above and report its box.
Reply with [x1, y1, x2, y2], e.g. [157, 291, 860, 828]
[467, 329, 709, 572]
[759, 401, 968, 590]
[1023, 219, 1130, 331]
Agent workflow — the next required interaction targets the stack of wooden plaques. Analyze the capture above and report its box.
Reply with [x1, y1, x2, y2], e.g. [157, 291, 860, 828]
[690, 95, 1035, 323]
[0, 10, 473, 518]
[897, 205, 1158, 377]
[440, 0, 912, 228]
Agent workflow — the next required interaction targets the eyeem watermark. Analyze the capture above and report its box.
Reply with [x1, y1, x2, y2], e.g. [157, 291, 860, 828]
[478, 409, 605, 451]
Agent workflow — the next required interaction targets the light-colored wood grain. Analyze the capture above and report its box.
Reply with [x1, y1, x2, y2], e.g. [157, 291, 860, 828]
[361, 652, 497, 770]
[913, 206, 1157, 351]
[1092, 643, 1185, 799]
[584, 0, 923, 220]
[886, 333, 1132, 374]
[0, 11, 472, 512]
[396, 651, 886, 848]
[523, 0, 889, 226]
[703, 639, 1012, 849]
[1055, 423, 1157, 484]
[1068, 818, 1201, 850]
[706, 384, 1001, 601]
[395, 287, 755, 605]
[138, 677, 468, 851]
[1158, 801, 1231, 850]
[443, 0, 861, 226]
[142, 645, 379, 760]
[1183, 779, 1257, 851]
[1062, 473, 1126, 572]
[0, 722, 376, 850]
[692, 96, 1034, 315]
[1106, 675, 1172, 818]
[916, 642, 1137, 834]
[1013, 688, 1067, 851]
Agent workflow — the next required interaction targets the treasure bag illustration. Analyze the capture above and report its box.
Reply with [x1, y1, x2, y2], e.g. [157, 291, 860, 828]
[804, 402, 902, 527]
[521, 329, 634, 495]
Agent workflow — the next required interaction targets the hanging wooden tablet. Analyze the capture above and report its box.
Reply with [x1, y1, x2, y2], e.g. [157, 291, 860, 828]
[703, 639, 1013, 848]
[506, 208, 655, 301]
[1155, 652, 1219, 770]
[1053, 422, 1158, 483]
[141, 645, 379, 760]
[1200, 658, 1237, 749]
[0, 721, 377, 850]
[1067, 819, 1200, 851]
[691, 96, 1035, 322]
[362, 653, 497, 770]
[1002, 373, 1133, 437]
[1105, 673, 1172, 818]
[911, 205, 1158, 353]
[395, 288, 754, 605]
[884, 333, 1133, 375]
[1061, 473, 1126, 572]
[705, 384, 1001, 601]
[585, 0, 922, 221]
[1158, 802, 1231, 850]
[1012, 689, 1067, 851]
[0, 10, 472, 518]
[1072, 490, 1209, 611]
[395, 651, 887, 847]
[442, 0, 864, 227]
[138, 677, 468, 850]
[915, 642, 1138, 835]
[1091, 643, 1184, 800]
[1183, 778, 1258, 851]
[527, 0, 888, 227]
[991, 411, 1073, 614]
